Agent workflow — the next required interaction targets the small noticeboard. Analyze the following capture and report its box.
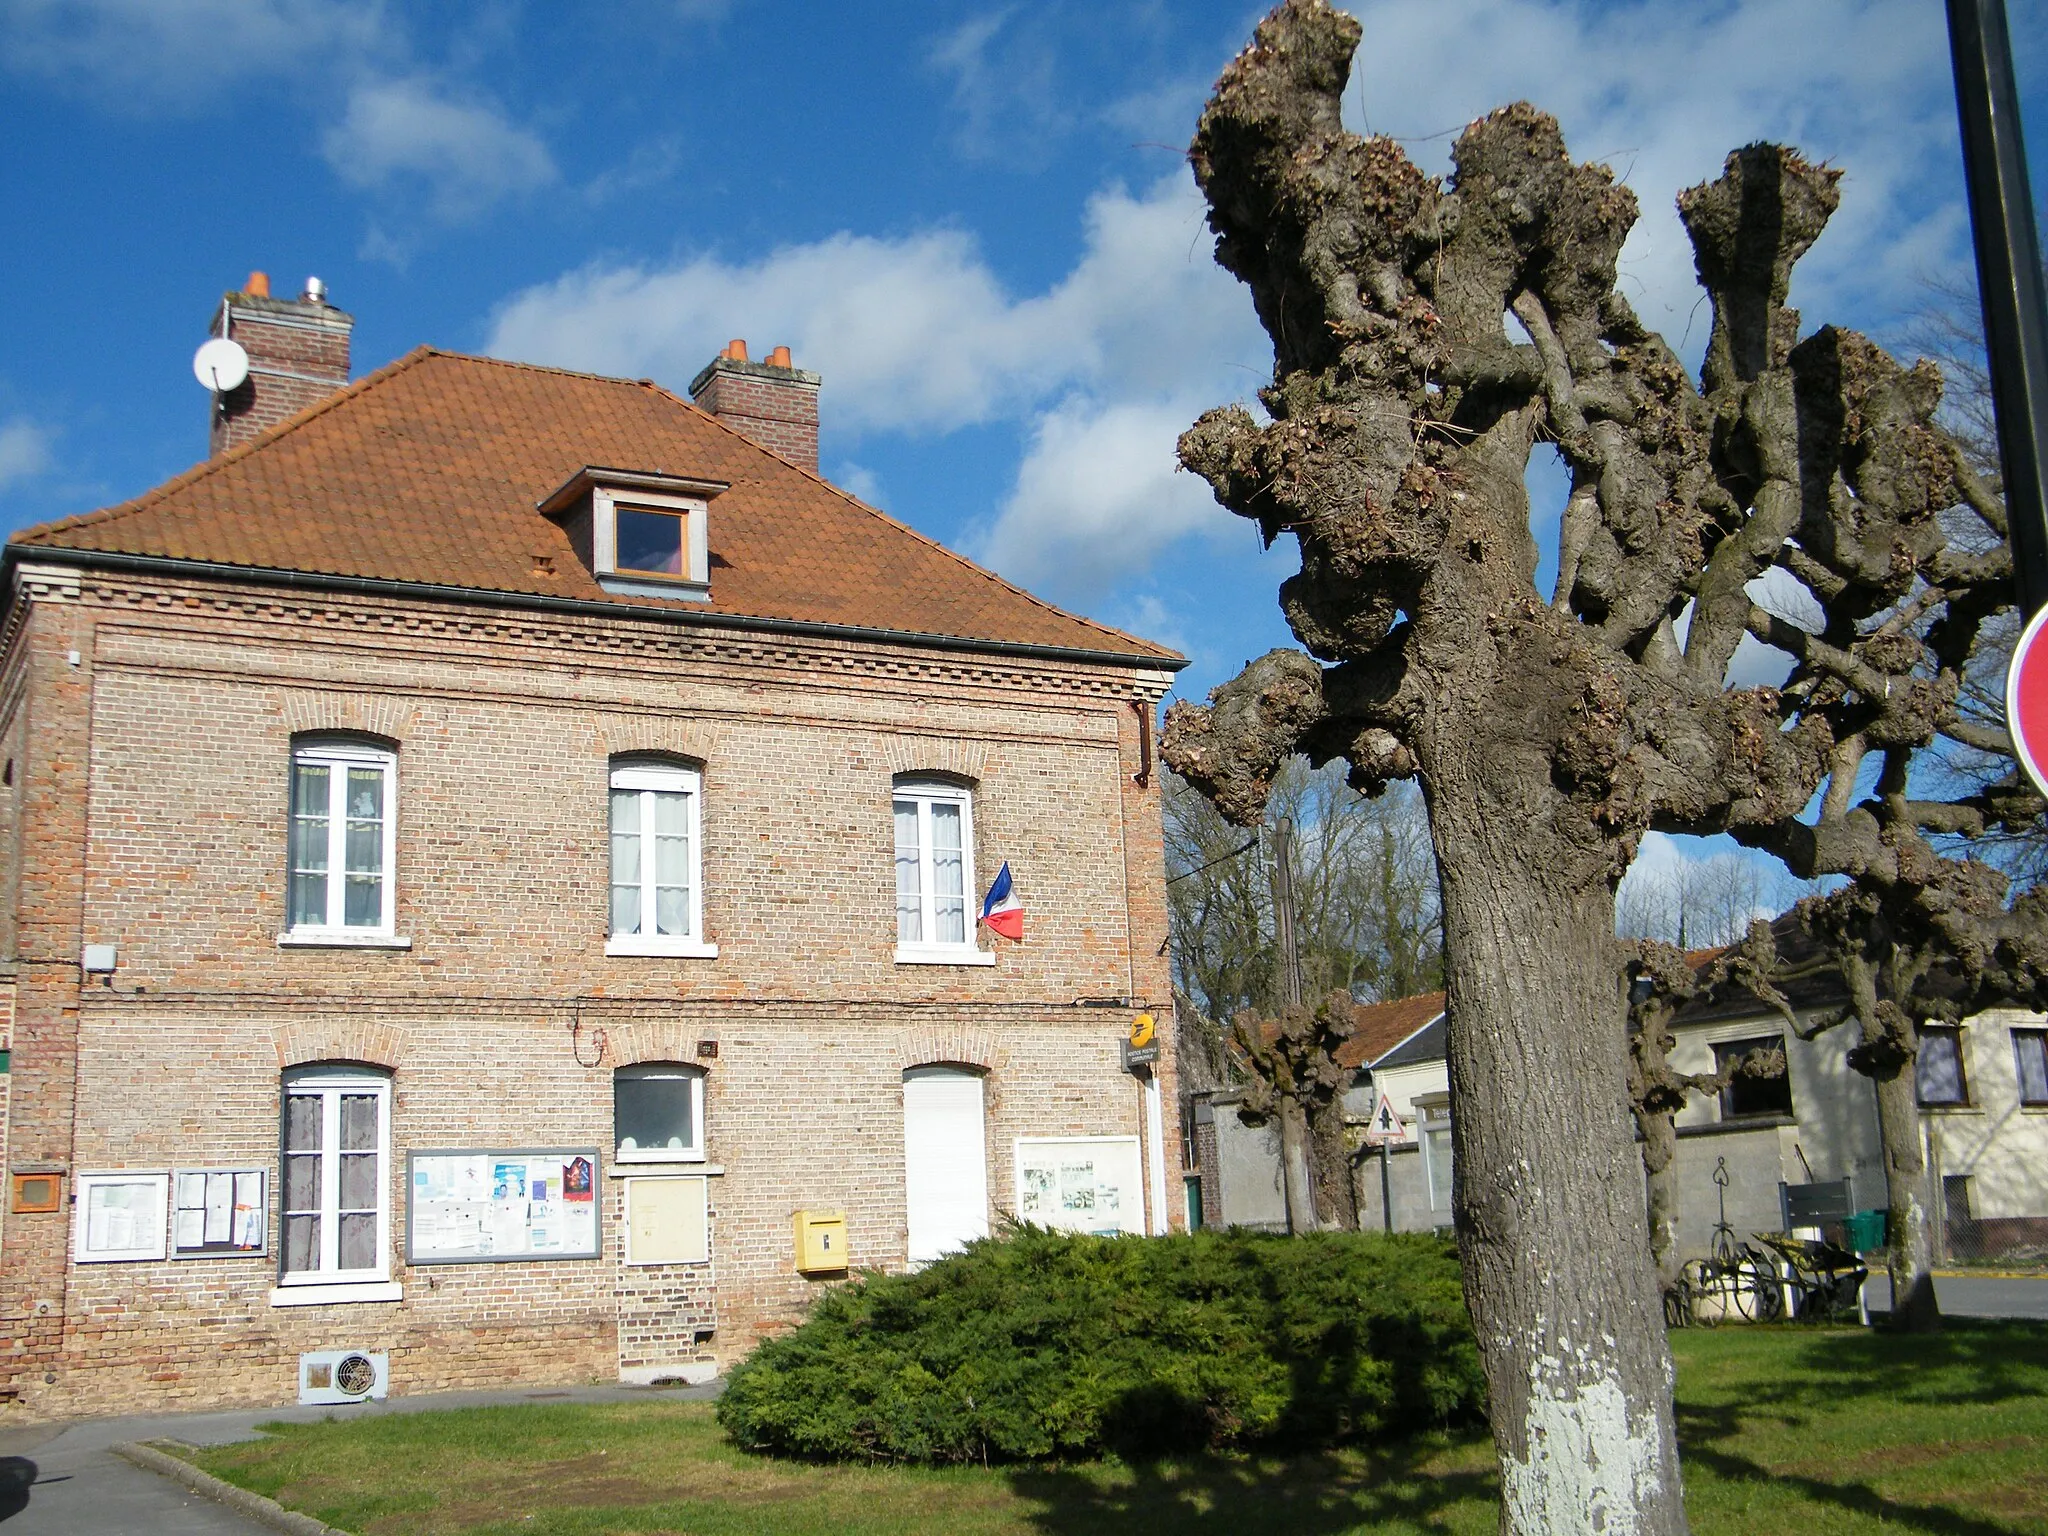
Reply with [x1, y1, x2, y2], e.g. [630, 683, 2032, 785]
[407, 1149, 601, 1264]
[1362, 1092, 1409, 1147]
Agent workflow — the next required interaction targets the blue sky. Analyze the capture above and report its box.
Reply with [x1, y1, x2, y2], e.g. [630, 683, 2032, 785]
[3, 0, 2045, 906]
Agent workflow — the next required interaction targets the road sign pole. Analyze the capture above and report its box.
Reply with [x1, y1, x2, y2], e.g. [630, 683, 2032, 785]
[1948, 0, 2048, 616]
[1380, 1141, 1393, 1233]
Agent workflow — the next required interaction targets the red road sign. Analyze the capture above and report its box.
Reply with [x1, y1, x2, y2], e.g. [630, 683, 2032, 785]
[2008, 604, 2048, 797]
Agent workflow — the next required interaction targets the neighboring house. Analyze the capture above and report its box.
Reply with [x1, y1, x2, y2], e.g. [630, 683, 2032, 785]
[1191, 963, 2048, 1260]
[0, 274, 1185, 1418]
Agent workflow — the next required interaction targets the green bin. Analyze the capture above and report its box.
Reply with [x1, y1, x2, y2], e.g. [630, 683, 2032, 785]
[1844, 1208, 1887, 1253]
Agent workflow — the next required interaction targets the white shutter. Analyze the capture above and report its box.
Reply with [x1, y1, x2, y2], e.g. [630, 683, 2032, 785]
[902, 1066, 989, 1265]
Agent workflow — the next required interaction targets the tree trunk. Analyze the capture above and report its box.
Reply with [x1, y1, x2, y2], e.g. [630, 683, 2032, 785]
[1434, 790, 1688, 1536]
[1872, 1066, 1941, 1331]
[1277, 1093, 1319, 1234]
[1310, 1101, 1360, 1230]
[1639, 1113, 1682, 1291]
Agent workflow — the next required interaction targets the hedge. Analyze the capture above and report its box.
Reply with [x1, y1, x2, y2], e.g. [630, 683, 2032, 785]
[715, 1226, 1484, 1464]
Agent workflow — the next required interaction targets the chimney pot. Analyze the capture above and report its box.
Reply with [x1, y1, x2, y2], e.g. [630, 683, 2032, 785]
[724, 339, 748, 362]
[302, 275, 328, 304]
[245, 271, 271, 298]
[767, 345, 792, 368]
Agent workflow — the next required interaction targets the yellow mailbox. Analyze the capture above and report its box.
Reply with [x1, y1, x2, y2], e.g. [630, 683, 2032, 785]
[793, 1210, 848, 1274]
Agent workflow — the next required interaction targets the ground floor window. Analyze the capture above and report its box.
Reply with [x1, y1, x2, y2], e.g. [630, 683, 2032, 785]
[2013, 1028, 2048, 1106]
[281, 1066, 391, 1285]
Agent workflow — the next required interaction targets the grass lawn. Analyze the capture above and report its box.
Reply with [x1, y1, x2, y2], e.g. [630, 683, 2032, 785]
[186, 1321, 2048, 1536]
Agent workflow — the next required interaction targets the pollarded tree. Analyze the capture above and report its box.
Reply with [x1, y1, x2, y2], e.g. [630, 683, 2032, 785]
[1624, 926, 1791, 1289]
[1160, 3, 2037, 1529]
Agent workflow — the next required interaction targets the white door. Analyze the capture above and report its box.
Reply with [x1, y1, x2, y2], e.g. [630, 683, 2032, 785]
[902, 1066, 989, 1264]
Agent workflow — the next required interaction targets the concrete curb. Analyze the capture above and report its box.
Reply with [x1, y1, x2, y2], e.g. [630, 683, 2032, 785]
[110, 1440, 351, 1536]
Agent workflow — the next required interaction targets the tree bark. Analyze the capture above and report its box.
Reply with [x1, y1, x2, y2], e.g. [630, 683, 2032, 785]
[1277, 1092, 1320, 1233]
[1872, 1065, 1941, 1331]
[1640, 1117, 1682, 1290]
[1433, 754, 1687, 1536]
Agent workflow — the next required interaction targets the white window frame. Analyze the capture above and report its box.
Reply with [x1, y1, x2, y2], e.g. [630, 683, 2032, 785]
[605, 762, 716, 958]
[893, 777, 993, 966]
[279, 739, 407, 948]
[74, 1171, 170, 1263]
[271, 1067, 400, 1306]
[614, 1063, 708, 1165]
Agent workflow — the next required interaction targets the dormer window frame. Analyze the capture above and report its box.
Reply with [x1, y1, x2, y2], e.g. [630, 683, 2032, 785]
[537, 466, 728, 604]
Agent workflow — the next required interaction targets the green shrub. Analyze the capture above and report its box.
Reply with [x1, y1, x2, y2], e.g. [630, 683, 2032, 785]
[715, 1226, 1484, 1464]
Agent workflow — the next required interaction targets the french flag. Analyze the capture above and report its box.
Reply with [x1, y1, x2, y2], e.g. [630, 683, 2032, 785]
[980, 862, 1023, 941]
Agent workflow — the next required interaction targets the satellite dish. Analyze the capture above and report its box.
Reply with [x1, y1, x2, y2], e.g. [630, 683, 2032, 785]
[192, 337, 249, 393]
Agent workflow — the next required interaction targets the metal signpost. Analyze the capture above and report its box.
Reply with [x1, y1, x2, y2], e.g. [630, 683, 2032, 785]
[1362, 1090, 1409, 1234]
[1950, 0, 2048, 791]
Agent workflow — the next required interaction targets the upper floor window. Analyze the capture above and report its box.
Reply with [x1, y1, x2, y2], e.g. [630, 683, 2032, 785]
[2015, 1028, 2048, 1106]
[893, 777, 992, 966]
[279, 1065, 392, 1292]
[607, 760, 714, 958]
[538, 467, 723, 603]
[1915, 1026, 1969, 1107]
[615, 1063, 706, 1163]
[1715, 1036, 1793, 1119]
[285, 739, 397, 942]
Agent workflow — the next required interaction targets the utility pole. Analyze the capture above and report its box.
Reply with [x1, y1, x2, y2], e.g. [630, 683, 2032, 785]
[1271, 817, 1303, 1009]
[1948, 0, 2048, 616]
[1268, 817, 1319, 1233]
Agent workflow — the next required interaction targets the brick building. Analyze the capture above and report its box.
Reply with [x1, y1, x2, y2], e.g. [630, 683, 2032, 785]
[0, 276, 1183, 1418]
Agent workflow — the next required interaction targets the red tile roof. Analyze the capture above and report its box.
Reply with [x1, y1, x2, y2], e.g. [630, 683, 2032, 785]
[1337, 991, 1446, 1069]
[11, 348, 1180, 665]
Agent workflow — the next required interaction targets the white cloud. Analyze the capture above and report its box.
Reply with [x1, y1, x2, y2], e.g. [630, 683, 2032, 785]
[926, 8, 1065, 162]
[0, 0, 387, 104]
[486, 170, 1263, 592]
[323, 78, 556, 221]
[1346, 0, 1967, 354]
[489, 171, 1260, 436]
[832, 462, 886, 507]
[0, 418, 54, 491]
[971, 398, 1234, 602]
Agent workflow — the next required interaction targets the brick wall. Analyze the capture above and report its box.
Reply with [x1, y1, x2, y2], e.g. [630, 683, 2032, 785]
[209, 293, 353, 458]
[688, 359, 820, 474]
[0, 566, 1177, 1418]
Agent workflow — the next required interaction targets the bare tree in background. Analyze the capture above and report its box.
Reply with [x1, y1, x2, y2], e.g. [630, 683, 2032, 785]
[1166, 760, 1441, 1027]
[1159, 3, 2043, 1525]
[1616, 845, 1811, 950]
[1167, 758, 1439, 1232]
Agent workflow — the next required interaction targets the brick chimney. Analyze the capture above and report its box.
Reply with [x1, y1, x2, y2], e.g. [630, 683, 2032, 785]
[688, 340, 820, 474]
[207, 272, 354, 458]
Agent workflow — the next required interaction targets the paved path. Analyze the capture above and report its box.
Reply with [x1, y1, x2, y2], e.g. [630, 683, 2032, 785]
[0, 1381, 718, 1535]
[1865, 1272, 2048, 1319]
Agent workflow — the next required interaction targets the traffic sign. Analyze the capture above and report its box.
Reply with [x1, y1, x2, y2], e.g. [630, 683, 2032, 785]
[2007, 604, 2048, 797]
[1362, 1091, 1409, 1146]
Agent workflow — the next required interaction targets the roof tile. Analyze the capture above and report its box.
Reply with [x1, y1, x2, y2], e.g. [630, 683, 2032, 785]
[13, 348, 1180, 663]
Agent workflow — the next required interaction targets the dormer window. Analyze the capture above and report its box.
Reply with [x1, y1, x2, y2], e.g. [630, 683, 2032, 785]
[618, 506, 687, 578]
[538, 466, 728, 602]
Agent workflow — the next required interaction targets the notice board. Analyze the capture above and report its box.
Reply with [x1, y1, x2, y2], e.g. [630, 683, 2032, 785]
[407, 1149, 601, 1264]
[1013, 1136, 1144, 1237]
